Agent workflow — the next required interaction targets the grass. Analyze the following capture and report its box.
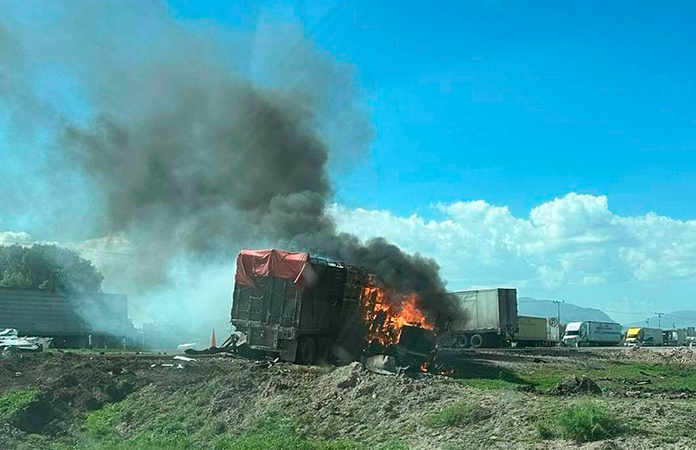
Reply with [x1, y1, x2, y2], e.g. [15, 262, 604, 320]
[425, 402, 490, 428]
[457, 378, 518, 391]
[535, 401, 625, 443]
[517, 360, 696, 392]
[72, 385, 409, 450]
[0, 388, 41, 419]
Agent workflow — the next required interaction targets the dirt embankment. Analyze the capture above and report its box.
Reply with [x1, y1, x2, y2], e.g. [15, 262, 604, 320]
[2, 350, 696, 450]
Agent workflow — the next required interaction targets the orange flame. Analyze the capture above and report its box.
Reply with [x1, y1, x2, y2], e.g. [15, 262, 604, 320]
[361, 285, 433, 346]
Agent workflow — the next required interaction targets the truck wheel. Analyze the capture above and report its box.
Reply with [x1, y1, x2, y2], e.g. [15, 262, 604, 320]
[470, 334, 484, 348]
[456, 335, 469, 348]
[297, 336, 317, 365]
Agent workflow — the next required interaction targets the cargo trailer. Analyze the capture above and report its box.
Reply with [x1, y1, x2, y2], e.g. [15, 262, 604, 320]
[663, 329, 688, 346]
[230, 249, 435, 366]
[625, 327, 664, 347]
[440, 288, 518, 348]
[231, 249, 369, 363]
[0, 286, 128, 348]
[512, 316, 548, 347]
[562, 321, 621, 347]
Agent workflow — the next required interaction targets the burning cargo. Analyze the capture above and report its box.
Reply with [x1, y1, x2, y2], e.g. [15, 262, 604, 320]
[230, 249, 435, 366]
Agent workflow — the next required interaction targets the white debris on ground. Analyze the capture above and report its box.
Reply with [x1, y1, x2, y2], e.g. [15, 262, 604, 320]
[0, 328, 52, 353]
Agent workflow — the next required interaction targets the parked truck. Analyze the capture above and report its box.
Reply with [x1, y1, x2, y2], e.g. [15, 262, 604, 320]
[230, 249, 436, 365]
[0, 286, 129, 348]
[624, 327, 664, 347]
[562, 321, 622, 347]
[510, 316, 564, 347]
[663, 329, 688, 346]
[512, 316, 548, 347]
[440, 288, 518, 348]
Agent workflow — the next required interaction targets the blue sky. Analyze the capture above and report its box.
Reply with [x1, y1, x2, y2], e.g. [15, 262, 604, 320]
[171, 0, 696, 219]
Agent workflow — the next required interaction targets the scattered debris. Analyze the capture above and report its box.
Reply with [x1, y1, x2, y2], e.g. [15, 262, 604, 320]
[364, 355, 397, 375]
[0, 329, 52, 353]
[176, 342, 199, 351]
[552, 375, 602, 395]
[173, 355, 196, 362]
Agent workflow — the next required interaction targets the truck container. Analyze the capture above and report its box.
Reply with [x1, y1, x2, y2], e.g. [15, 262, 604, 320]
[440, 288, 518, 348]
[663, 329, 687, 346]
[625, 327, 664, 347]
[512, 316, 548, 347]
[562, 321, 621, 347]
[0, 286, 128, 348]
[230, 249, 435, 365]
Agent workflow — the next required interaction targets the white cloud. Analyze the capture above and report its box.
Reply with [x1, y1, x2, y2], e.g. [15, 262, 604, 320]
[5, 192, 696, 316]
[328, 193, 696, 310]
[0, 231, 32, 245]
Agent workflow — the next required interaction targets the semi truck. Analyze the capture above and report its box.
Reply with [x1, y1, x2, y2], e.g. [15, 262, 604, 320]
[230, 249, 435, 365]
[624, 327, 664, 347]
[663, 329, 688, 346]
[562, 321, 622, 347]
[440, 288, 518, 348]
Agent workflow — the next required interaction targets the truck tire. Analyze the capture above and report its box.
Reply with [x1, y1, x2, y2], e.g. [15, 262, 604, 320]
[297, 336, 317, 365]
[456, 335, 470, 348]
[470, 334, 484, 348]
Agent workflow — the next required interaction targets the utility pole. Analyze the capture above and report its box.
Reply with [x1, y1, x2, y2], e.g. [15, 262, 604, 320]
[654, 312, 664, 329]
[553, 300, 564, 332]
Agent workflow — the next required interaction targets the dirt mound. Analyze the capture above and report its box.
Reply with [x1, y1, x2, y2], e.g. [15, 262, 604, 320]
[613, 346, 696, 365]
[12, 356, 137, 433]
[552, 375, 602, 395]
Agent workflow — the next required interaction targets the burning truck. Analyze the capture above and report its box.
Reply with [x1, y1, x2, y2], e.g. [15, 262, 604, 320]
[230, 249, 436, 369]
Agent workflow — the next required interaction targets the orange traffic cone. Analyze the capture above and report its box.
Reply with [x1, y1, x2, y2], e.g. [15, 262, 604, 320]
[210, 329, 217, 348]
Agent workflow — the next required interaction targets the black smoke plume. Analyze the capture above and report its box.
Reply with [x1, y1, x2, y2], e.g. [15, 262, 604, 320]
[0, 2, 459, 336]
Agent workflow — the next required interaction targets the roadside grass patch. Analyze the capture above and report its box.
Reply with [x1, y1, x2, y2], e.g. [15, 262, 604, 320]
[426, 402, 490, 428]
[81, 382, 225, 449]
[457, 378, 517, 391]
[227, 412, 405, 450]
[536, 401, 625, 443]
[0, 388, 41, 419]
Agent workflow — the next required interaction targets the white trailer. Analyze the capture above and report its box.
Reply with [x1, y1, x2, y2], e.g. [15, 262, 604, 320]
[562, 321, 621, 347]
[441, 288, 518, 348]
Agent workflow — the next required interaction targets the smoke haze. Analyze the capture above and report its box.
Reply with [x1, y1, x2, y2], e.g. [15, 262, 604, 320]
[0, 2, 457, 343]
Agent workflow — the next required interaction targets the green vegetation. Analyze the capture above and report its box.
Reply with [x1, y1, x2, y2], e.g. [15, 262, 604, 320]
[426, 402, 489, 428]
[556, 402, 624, 442]
[70, 386, 409, 450]
[451, 359, 696, 393]
[0, 244, 103, 293]
[0, 388, 41, 419]
[457, 378, 517, 391]
[535, 401, 625, 443]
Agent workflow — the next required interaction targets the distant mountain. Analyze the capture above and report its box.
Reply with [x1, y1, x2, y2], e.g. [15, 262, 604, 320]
[625, 311, 696, 329]
[518, 297, 617, 324]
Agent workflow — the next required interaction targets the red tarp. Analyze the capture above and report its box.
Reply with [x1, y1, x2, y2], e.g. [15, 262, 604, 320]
[235, 249, 315, 287]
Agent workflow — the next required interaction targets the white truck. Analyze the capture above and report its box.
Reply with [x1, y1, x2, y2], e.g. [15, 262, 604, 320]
[624, 327, 663, 347]
[562, 321, 621, 347]
[441, 288, 518, 349]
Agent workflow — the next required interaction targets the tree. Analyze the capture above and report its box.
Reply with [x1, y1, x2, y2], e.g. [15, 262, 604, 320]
[0, 244, 104, 293]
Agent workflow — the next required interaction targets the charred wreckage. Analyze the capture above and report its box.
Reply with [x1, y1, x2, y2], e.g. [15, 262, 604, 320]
[207, 249, 440, 372]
